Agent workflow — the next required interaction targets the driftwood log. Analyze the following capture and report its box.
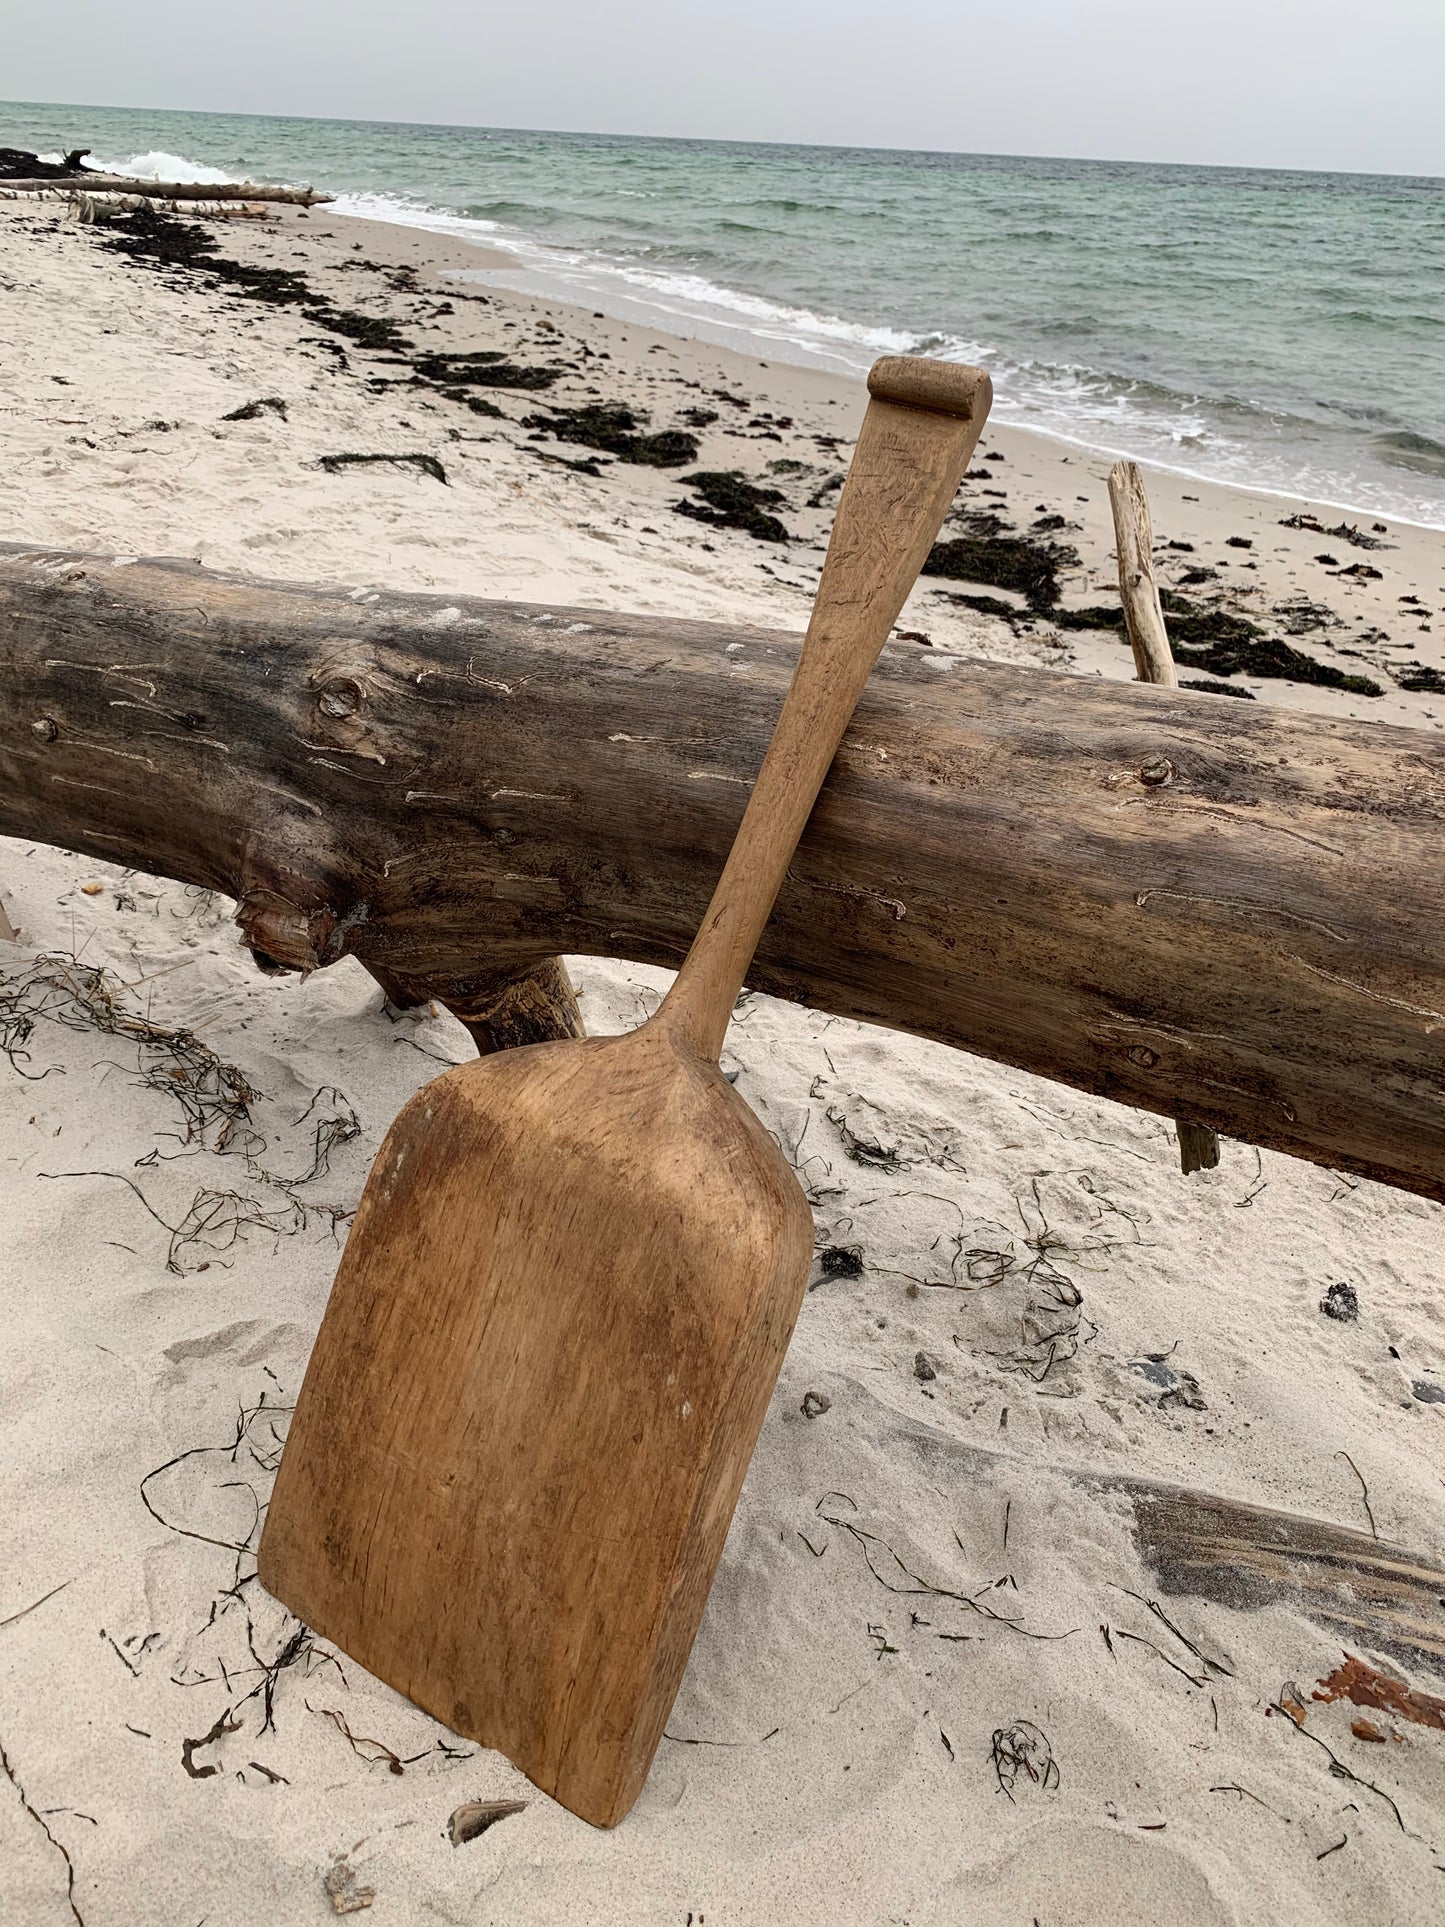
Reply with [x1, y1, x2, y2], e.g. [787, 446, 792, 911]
[2, 541, 1444, 1200]
[0, 176, 333, 205]
[843, 1382, 1445, 1678]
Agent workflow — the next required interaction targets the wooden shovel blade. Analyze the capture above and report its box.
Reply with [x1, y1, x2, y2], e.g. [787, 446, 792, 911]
[258, 1020, 813, 1827]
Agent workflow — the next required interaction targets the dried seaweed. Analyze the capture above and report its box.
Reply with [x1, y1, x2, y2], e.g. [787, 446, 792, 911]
[181, 1709, 241, 1778]
[924, 531, 1077, 610]
[287, 1085, 362, 1184]
[1142, 596, 1383, 695]
[99, 204, 412, 353]
[140, 1395, 289, 1552]
[818, 1245, 864, 1278]
[1279, 514, 1389, 551]
[0, 1579, 71, 1629]
[414, 351, 557, 391]
[312, 1704, 406, 1774]
[674, 470, 791, 542]
[524, 401, 698, 468]
[0, 1733, 84, 1924]
[1, 953, 260, 1153]
[815, 1493, 1077, 1641]
[222, 396, 287, 422]
[1267, 1695, 1407, 1831]
[1180, 678, 1256, 700]
[990, 1721, 1059, 1799]
[318, 451, 447, 485]
[1053, 603, 1125, 632]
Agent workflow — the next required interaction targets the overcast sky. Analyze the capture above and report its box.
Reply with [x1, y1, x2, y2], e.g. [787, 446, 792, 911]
[6, 0, 1442, 177]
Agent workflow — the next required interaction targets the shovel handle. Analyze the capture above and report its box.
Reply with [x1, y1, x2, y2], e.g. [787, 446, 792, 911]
[660, 354, 992, 1063]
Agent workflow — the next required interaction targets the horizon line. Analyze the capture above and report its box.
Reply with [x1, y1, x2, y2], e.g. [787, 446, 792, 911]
[4, 94, 1443, 188]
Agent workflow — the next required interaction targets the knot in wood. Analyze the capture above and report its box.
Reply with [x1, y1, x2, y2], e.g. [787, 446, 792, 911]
[317, 677, 365, 721]
[237, 889, 336, 976]
[1126, 1044, 1160, 1069]
[1139, 757, 1174, 788]
[32, 715, 59, 741]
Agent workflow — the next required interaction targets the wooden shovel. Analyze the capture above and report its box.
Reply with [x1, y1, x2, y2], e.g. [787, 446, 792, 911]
[258, 354, 992, 1827]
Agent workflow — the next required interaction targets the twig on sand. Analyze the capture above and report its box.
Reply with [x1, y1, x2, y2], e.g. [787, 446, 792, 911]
[1266, 1696, 1407, 1832]
[0, 1731, 85, 1924]
[310, 1704, 405, 1775]
[1336, 1451, 1378, 1539]
[0, 1579, 72, 1629]
[181, 1710, 242, 1779]
[815, 1494, 1078, 1642]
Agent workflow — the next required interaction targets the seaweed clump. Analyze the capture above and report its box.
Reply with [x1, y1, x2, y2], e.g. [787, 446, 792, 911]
[103, 204, 312, 303]
[221, 397, 287, 423]
[316, 307, 411, 353]
[1155, 595, 1380, 695]
[923, 518, 1079, 610]
[1279, 514, 1388, 551]
[674, 471, 790, 542]
[1396, 664, 1445, 693]
[1180, 678, 1256, 700]
[99, 204, 414, 352]
[414, 351, 558, 392]
[318, 452, 447, 485]
[0, 144, 88, 180]
[1054, 604, 1124, 632]
[526, 402, 698, 468]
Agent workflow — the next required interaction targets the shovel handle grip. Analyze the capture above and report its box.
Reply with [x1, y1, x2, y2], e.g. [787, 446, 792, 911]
[660, 354, 992, 1064]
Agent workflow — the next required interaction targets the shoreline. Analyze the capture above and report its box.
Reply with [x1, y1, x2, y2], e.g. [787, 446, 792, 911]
[4, 193, 1442, 732]
[2, 190, 1445, 1927]
[8, 109, 1444, 527]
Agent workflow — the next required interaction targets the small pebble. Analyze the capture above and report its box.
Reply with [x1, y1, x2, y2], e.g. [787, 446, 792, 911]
[1412, 1379, 1444, 1405]
[913, 1352, 937, 1382]
[81, 881, 104, 896]
[801, 1390, 831, 1419]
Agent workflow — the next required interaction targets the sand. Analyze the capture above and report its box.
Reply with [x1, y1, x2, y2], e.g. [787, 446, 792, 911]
[1, 192, 1443, 1926]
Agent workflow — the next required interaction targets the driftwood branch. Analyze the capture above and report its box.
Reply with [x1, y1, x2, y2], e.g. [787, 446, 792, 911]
[1110, 459, 1221, 1177]
[2, 542, 1444, 1199]
[1109, 459, 1178, 688]
[1, 177, 333, 205]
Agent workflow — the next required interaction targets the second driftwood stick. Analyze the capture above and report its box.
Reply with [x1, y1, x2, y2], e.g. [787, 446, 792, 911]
[1, 175, 334, 205]
[1108, 458, 1220, 1176]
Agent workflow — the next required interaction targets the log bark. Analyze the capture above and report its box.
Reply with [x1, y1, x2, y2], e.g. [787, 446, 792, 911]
[1, 177, 333, 205]
[1110, 458, 1221, 1176]
[2, 542, 1444, 1200]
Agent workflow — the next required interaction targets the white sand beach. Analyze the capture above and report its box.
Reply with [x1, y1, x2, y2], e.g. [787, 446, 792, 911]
[2, 193, 1444, 1926]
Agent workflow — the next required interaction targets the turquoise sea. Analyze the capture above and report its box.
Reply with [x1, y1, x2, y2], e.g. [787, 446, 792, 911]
[5, 100, 1443, 526]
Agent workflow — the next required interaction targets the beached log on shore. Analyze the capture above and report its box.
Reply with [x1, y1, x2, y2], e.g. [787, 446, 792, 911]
[1, 175, 333, 205]
[3, 541, 1443, 1200]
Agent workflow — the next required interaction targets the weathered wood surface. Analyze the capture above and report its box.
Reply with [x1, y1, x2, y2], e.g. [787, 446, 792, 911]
[1109, 457, 1178, 687]
[259, 359, 994, 1828]
[2, 540, 1444, 1200]
[1, 176, 333, 205]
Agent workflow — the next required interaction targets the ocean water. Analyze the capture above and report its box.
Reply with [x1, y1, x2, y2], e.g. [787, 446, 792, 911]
[6, 100, 1444, 526]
